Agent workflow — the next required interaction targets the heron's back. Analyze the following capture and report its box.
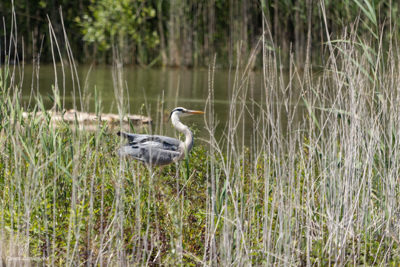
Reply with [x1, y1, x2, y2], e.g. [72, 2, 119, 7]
[117, 132, 182, 166]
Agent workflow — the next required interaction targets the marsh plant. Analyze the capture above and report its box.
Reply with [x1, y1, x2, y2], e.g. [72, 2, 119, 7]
[2, 3, 400, 266]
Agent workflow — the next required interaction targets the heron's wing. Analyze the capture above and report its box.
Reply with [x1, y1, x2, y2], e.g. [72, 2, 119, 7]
[118, 132, 181, 150]
[117, 131, 182, 166]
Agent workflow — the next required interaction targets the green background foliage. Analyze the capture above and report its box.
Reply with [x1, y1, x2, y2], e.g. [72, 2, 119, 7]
[1, 0, 399, 67]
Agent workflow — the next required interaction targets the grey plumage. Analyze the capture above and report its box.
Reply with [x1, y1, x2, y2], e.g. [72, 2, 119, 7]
[117, 132, 182, 166]
[117, 107, 204, 168]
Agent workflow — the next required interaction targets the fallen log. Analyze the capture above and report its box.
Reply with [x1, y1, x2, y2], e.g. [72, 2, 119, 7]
[21, 109, 152, 131]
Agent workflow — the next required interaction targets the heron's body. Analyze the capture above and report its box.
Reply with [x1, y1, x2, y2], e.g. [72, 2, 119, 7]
[117, 107, 203, 168]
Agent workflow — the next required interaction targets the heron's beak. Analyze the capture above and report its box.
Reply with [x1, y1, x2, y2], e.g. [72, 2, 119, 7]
[187, 110, 205, 114]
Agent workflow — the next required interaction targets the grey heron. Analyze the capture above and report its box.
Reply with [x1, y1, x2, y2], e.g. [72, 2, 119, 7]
[117, 107, 204, 173]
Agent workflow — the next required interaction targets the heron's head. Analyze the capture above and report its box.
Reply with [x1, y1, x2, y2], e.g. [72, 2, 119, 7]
[168, 107, 204, 121]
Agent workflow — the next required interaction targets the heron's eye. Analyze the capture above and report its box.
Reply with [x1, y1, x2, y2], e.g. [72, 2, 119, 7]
[172, 107, 186, 113]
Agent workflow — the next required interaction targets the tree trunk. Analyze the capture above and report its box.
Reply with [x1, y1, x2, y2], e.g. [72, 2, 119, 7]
[207, 0, 215, 63]
[168, 0, 179, 66]
[274, 0, 278, 47]
[295, 0, 300, 65]
[242, 0, 248, 59]
[25, 1, 31, 61]
[193, 1, 201, 67]
[157, 0, 167, 66]
[229, 0, 233, 64]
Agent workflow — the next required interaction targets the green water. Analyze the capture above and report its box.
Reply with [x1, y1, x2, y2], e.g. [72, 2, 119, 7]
[17, 64, 298, 145]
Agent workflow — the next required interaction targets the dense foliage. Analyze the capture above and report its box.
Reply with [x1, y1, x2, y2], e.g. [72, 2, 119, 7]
[1, 0, 399, 67]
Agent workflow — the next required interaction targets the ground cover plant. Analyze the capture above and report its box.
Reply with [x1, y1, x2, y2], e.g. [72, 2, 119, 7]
[2, 2, 400, 266]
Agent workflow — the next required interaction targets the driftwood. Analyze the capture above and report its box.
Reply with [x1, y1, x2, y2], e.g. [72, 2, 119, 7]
[21, 109, 151, 131]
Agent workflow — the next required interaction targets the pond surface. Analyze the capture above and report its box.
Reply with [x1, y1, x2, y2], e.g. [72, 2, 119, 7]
[17, 64, 302, 147]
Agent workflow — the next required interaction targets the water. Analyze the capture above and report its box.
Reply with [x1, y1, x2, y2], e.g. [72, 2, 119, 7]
[17, 64, 297, 146]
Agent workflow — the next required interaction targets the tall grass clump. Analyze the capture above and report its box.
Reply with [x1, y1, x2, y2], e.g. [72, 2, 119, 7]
[2, 2, 400, 266]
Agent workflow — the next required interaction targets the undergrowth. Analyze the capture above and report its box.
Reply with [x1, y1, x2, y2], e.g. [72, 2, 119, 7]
[2, 1, 400, 266]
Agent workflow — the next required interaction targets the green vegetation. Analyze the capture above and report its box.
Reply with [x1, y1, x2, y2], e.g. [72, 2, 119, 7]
[2, 1, 400, 266]
[2, 0, 400, 67]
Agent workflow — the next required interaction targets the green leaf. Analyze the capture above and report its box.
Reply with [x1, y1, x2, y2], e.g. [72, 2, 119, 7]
[302, 96, 320, 132]
[354, 0, 377, 26]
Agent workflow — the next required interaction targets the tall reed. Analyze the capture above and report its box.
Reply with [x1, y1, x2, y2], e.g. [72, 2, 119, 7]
[1, 3, 400, 266]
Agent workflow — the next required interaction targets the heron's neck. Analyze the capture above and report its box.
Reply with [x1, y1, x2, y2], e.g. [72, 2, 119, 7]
[171, 114, 194, 152]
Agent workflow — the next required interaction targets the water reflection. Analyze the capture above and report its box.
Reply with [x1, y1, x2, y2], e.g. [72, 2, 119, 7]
[18, 64, 303, 147]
